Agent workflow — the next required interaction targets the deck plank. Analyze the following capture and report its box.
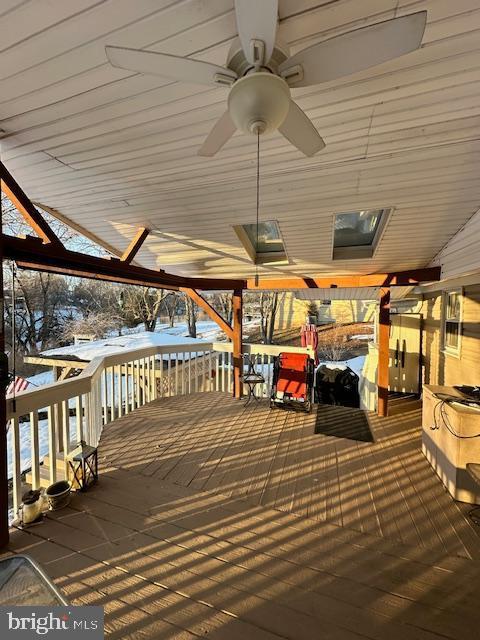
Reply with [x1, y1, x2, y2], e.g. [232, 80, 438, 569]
[7, 392, 480, 639]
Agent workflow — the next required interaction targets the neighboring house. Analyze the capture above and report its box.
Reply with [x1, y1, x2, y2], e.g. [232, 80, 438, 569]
[274, 293, 376, 330]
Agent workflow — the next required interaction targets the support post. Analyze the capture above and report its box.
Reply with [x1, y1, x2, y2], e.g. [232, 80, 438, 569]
[377, 287, 391, 417]
[232, 289, 243, 399]
[0, 190, 9, 547]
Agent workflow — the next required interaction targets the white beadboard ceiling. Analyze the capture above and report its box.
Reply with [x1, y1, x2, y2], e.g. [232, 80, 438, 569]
[295, 286, 414, 301]
[1, 0, 480, 283]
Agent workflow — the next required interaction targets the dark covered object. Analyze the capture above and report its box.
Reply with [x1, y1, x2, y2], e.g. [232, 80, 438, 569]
[315, 364, 360, 408]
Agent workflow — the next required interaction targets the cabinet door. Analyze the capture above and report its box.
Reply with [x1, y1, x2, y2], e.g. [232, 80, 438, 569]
[389, 315, 402, 390]
[397, 314, 421, 394]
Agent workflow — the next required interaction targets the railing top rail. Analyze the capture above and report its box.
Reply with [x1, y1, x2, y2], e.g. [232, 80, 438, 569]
[212, 342, 315, 357]
[7, 340, 315, 418]
[7, 341, 214, 418]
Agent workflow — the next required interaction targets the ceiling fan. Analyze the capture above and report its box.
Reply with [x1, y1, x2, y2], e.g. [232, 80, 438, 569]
[105, 1, 427, 157]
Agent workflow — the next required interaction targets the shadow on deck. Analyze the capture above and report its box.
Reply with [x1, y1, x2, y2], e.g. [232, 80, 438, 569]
[5, 391, 480, 639]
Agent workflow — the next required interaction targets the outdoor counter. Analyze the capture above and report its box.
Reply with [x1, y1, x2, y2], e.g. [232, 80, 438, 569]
[422, 385, 480, 504]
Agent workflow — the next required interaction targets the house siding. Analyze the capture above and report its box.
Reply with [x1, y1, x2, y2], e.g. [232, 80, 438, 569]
[431, 207, 480, 279]
[274, 294, 376, 330]
[421, 283, 480, 386]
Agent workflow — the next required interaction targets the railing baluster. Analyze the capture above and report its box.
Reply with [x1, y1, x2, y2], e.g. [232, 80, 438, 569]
[180, 355, 184, 396]
[151, 355, 157, 400]
[84, 392, 92, 446]
[167, 353, 172, 397]
[125, 363, 131, 414]
[175, 353, 179, 396]
[215, 352, 219, 392]
[109, 366, 115, 421]
[135, 359, 141, 408]
[47, 405, 57, 484]
[30, 411, 40, 490]
[188, 351, 192, 394]
[75, 395, 83, 443]
[131, 361, 136, 410]
[11, 417, 22, 520]
[62, 399, 70, 479]
[115, 365, 122, 417]
[97, 378, 103, 443]
[102, 369, 108, 424]
[141, 358, 147, 403]
[156, 356, 161, 400]
[208, 350, 213, 391]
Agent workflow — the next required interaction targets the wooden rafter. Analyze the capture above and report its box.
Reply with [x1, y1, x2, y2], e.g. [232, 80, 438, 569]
[0, 162, 62, 246]
[121, 227, 150, 264]
[35, 202, 124, 259]
[181, 288, 233, 339]
[246, 268, 441, 290]
[1, 234, 245, 291]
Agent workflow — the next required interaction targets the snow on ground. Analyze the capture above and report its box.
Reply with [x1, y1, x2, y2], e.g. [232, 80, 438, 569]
[349, 334, 373, 341]
[41, 331, 213, 363]
[40, 320, 260, 363]
[26, 370, 54, 387]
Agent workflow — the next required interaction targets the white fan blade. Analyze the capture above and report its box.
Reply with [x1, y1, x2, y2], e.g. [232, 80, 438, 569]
[279, 100, 325, 157]
[235, 0, 278, 67]
[279, 11, 427, 87]
[105, 46, 237, 86]
[198, 111, 237, 156]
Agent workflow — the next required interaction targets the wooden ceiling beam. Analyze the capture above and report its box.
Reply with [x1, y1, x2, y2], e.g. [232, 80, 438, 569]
[0, 162, 62, 247]
[121, 227, 150, 264]
[246, 267, 441, 290]
[181, 288, 233, 339]
[1, 235, 245, 291]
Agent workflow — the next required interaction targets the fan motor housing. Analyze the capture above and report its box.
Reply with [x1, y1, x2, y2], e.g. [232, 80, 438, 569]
[228, 72, 291, 135]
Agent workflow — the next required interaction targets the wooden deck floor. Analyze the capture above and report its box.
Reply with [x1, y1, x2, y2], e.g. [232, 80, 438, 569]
[5, 392, 480, 639]
[99, 392, 480, 559]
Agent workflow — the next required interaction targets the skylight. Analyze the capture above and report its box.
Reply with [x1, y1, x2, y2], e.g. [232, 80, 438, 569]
[234, 220, 288, 265]
[332, 208, 390, 260]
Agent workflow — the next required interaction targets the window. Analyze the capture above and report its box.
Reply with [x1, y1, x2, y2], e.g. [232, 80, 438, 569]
[332, 208, 391, 259]
[442, 289, 462, 355]
[234, 220, 288, 265]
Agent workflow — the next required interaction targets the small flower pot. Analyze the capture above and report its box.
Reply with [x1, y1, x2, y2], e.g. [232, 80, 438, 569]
[45, 481, 71, 511]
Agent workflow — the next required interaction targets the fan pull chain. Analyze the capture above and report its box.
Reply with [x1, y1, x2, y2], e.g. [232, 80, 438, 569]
[255, 129, 260, 287]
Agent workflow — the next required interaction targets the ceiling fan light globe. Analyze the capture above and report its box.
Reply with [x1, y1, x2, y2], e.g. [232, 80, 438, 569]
[227, 72, 290, 135]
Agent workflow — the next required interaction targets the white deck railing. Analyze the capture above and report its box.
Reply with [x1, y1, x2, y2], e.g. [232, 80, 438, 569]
[7, 341, 313, 520]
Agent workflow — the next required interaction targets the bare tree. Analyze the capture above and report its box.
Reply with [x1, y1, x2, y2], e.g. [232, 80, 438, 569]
[259, 292, 279, 344]
[121, 286, 171, 332]
[208, 292, 233, 325]
[4, 266, 71, 358]
[61, 312, 122, 342]
[317, 308, 352, 362]
[317, 327, 350, 362]
[162, 292, 181, 327]
[185, 295, 197, 338]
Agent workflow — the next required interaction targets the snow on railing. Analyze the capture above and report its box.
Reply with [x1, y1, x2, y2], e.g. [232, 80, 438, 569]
[6, 341, 313, 522]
